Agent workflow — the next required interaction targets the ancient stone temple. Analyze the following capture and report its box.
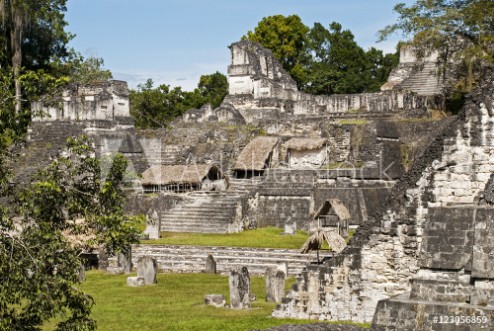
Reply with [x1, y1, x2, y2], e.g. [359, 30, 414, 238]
[273, 67, 494, 325]
[19, 37, 494, 329]
[32, 80, 130, 122]
[16, 80, 147, 185]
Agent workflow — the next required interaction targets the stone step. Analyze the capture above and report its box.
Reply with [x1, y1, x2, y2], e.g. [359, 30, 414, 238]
[133, 253, 310, 265]
[160, 212, 235, 219]
[132, 245, 316, 259]
[132, 244, 315, 275]
[161, 211, 233, 220]
[145, 262, 305, 276]
[161, 221, 230, 232]
[162, 223, 230, 230]
[161, 207, 237, 214]
[168, 200, 241, 206]
[160, 214, 233, 220]
[187, 193, 243, 199]
[161, 221, 233, 229]
[159, 193, 243, 233]
[161, 227, 227, 234]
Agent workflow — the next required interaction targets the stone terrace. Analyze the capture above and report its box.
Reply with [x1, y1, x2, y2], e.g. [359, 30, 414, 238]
[132, 244, 318, 276]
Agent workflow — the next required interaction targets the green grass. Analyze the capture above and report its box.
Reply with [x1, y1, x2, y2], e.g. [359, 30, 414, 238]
[141, 227, 309, 249]
[46, 271, 369, 331]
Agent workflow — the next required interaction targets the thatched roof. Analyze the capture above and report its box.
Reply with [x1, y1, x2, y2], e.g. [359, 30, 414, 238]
[300, 228, 347, 254]
[314, 199, 351, 220]
[284, 138, 326, 151]
[141, 164, 220, 186]
[233, 136, 278, 171]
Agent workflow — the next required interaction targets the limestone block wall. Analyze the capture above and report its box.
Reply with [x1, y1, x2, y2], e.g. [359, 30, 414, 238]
[274, 83, 494, 323]
[131, 244, 311, 276]
[349, 102, 494, 320]
[312, 180, 394, 225]
[224, 40, 446, 125]
[15, 120, 146, 184]
[257, 196, 311, 229]
[428, 104, 494, 206]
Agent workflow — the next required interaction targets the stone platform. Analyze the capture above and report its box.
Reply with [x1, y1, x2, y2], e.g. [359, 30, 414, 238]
[373, 294, 494, 331]
[132, 244, 324, 276]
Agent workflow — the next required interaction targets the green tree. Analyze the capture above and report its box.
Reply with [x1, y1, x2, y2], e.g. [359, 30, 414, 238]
[303, 22, 373, 94]
[379, 0, 494, 91]
[244, 15, 310, 86]
[244, 16, 397, 94]
[0, 135, 141, 330]
[0, 0, 71, 113]
[130, 74, 228, 129]
[365, 47, 400, 92]
[198, 71, 228, 109]
[64, 55, 113, 85]
[130, 79, 201, 128]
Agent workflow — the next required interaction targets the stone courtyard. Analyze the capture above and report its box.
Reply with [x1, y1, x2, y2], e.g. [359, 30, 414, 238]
[17, 40, 494, 330]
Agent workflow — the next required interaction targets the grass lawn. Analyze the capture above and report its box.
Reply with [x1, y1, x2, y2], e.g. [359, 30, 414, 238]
[141, 227, 309, 249]
[44, 271, 369, 331]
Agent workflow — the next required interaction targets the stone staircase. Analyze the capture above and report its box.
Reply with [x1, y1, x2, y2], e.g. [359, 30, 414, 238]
[160, 191, 244, 233]
[132, 244, 322, 276]
[14, 121, 85, 183]
[398, 62, 444, 96]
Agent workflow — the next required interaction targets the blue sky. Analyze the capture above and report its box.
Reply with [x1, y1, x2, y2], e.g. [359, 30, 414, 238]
[66, 0, 414, 90]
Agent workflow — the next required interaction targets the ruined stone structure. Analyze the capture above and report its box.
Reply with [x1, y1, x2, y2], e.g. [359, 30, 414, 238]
[273, 68, 494, 325]
[32, 80, 131, 123]
[17, 81, 147, 186]
[131, 244, 311, 276]
[168, 40, 452, 235]
[184, 41, 445, 126]
[18, 38, 494, 329]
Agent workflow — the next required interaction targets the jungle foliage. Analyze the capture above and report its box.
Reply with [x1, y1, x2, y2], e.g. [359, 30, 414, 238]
[130, 71, 228, 129]
[243, 15, 399, 94]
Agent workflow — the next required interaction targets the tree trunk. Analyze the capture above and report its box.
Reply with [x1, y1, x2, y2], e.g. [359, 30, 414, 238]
[12, 11, 23, 114]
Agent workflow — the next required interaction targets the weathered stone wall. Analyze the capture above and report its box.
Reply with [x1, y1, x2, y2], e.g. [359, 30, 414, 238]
[14, 120, 145, 184]
[312, 180, 394, 225]
[32, 80, 130, 123]
[131, 244, 311, 276]
[124, 193, 183, 217]
[373, 206, 494, 330]
[183, 41, 444, 127]
[274, 72, 494, 323]
[257, 196, 311, 228]
[288, 148, 328, 168]
[256, 169, 314, 229]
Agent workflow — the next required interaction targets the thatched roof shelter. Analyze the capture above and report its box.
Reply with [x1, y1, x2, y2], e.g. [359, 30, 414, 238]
[141, 164, 222, 186]
[233, 136, 278, 171]
[314, 199, 351, 220]
[284, 138, 326, 151]
[300, 227, 347, 256]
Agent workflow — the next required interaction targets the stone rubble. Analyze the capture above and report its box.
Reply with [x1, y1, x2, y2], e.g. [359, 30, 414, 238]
[204, 294, 225, 308]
